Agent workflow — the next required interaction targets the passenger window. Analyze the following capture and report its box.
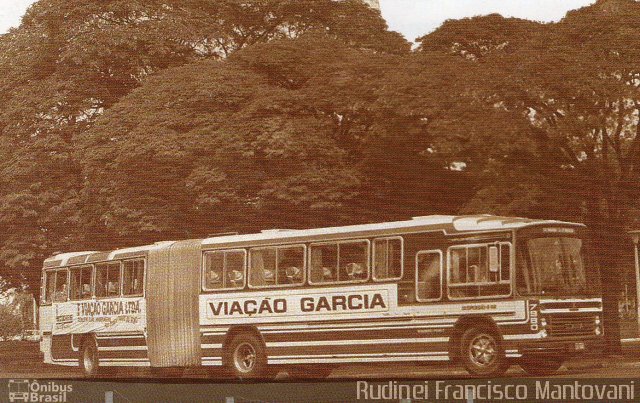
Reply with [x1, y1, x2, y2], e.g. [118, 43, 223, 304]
[277, 246, 304, 285]
[310, 244, 338, 283]
[70, 266, 93, 300]
[339, 242, 368, 281]
[44, 271, 56, 304]
[204, 250, 246, 290]
[95, 262, 121, 298]
[250, 248, 277, 287]
[416, 251, 442, 301]
[373, 238, 403, 281]
[250, 246, 305, 287]
[123, 259, 145, 296]
[205, 252, 224, 288]
[310, 241, 369, 284]
[53, 269, 69, 302]
[448, 244, 511, 299]
[226, 252, 245, 288]
[500, 243, 511, 281]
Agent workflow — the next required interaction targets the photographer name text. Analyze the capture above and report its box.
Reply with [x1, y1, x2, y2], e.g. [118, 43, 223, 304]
[356, 380, 635, 401]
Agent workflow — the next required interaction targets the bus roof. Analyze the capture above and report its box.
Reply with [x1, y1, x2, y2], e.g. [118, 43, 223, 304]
[43, 214, 583, 268]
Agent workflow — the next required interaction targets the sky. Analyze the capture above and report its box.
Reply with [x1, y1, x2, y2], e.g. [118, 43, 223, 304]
[0, 0, 597, 39]
[379, 0, 596, 41]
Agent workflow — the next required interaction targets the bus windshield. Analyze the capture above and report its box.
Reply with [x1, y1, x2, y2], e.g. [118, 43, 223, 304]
[518, 237, 598, 297]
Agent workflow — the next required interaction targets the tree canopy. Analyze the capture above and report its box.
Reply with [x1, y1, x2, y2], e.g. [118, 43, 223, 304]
[1, 0, 639, 335]
[0, 0, 409, 289]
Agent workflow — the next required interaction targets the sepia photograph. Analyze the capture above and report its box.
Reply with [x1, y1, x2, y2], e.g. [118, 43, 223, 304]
[0, 0, 639, 401]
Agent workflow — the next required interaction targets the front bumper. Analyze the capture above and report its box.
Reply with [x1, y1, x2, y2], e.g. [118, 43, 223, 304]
[518, 336, 605, 357]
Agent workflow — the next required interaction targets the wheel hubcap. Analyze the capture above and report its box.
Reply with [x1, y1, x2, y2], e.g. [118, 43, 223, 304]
[233, 342, 257, 373]
[469, 334, 497, 367]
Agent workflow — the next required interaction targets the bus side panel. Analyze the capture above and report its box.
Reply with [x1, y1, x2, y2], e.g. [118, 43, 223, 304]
[261, 323, 451, 363]
[147, 240, 202, 367]
[200, 331, 226, 366]
[39, 305, 55, 363]
[51, 334, 75, 361]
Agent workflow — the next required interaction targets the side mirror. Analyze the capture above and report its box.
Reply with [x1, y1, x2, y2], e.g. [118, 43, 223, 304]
[489, 246, 500, 273]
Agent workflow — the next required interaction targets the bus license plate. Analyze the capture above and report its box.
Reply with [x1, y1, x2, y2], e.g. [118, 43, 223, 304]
[574, 342, 585, 350]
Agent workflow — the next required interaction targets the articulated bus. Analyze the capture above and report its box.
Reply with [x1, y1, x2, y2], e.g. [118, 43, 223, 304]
[39, 215, 603, 378]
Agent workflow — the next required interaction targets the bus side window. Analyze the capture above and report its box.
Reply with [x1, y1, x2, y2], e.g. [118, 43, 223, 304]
[448, 244, 511, 299]
[44, 271, 56, 304]
[416, 251, 442, 301]
[310, 244, 338, 283]
[373, 237, 403, 281]
[250, 249, 276, 287]
[70, 266, 93, 300]
[500, 243, 511, 281]
[95, 262, 121, 298]
[53, 269, 69, 303]
[204, 250, 246, 290]
[123, 259, 145, 296]
[277, 246, 304, 285]
[338, 241, 368, 281]
[226, 251, 246, 288]
[205, 252, 224, 289]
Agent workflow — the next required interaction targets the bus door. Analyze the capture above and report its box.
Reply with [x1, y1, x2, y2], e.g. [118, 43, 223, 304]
[415, 250, 443, 302]
[621, 233, 640, 342]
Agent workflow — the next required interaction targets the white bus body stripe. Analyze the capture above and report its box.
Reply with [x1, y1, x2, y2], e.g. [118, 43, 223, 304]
[98, 346, 148, 351]
[539, 308, 602, 313]
[201, 343, 223, 349]
[268, 354, 449, 364]
[101, 361, 151, 367]
[265, 337, 449, 347]
[96, 334, 146, 339]
[503, 332, 546, 340]
[201, 359, 223, 366]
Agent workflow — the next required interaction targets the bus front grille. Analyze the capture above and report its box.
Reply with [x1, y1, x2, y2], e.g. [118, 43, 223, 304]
[547, 314, 597, 338]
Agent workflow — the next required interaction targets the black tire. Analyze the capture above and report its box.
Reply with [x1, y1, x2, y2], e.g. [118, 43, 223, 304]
[459, 327, 509, 377]
[518, 356, 564, 376]
[225, 333, 270, 379]
[287, 364, 333, 379]
[79, 336, 99, 377]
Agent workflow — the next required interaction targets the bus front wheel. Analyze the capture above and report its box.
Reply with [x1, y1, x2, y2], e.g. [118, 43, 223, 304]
[459, 327, 509, 377]
[226, 333, 270, 379]
[79, 337, 99, 377]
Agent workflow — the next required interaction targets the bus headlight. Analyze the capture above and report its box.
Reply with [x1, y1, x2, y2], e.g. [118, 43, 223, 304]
[595, 316, 601, 325]
[595, 326, 602, 336]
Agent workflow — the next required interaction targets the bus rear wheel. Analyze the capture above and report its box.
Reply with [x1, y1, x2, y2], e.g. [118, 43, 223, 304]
[518, 356, 564, 376]
[459, 327, 509, 377]
[226, 333, 270, 379]
[79, 337, 99, 377]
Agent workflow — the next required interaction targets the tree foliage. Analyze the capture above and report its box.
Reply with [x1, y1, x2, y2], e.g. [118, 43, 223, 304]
[413, 0, 640, 348]
[1, 0, 639, 331]
[0, 0, 408, 290]
[80, 34, 469, 247]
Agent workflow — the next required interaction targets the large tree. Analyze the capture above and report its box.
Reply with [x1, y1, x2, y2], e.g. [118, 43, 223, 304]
[0, 0, 409, 290]
[416, 0, 640, 348]
[79, 34, 472, 249]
